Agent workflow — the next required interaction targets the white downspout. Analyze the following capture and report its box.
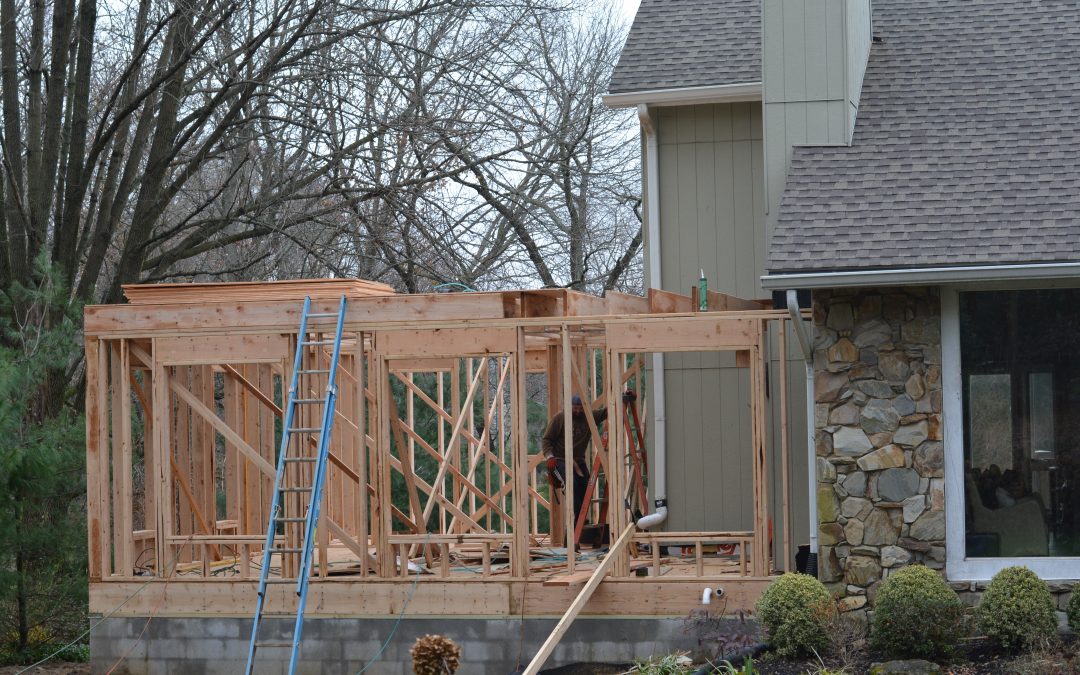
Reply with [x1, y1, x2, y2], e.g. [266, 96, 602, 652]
[636, 104, 668, 529]
[786, 290, 818, 569]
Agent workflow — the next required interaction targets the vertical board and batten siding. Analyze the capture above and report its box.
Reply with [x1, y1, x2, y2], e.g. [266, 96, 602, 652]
[645, 102, 809, 552]
[630, 0, 871, 554]
[846, 0, 872, 122]
[657, 103, 764, 301]
[762, 0, 872, 231]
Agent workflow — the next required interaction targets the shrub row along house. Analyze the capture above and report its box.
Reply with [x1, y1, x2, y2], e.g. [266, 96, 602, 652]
[83, 0, 1080, 671]
[606, 0, 1080, 618]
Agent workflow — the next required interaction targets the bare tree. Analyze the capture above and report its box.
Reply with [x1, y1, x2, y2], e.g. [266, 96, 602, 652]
[230, 0, 642, 294]
[434, 2, 642, 293]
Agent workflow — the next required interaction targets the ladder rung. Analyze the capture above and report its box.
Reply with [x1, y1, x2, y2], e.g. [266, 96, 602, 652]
[301, 340, 334, 346]
[270, 547, 304, 554]
[288, 427, 321, 433]
[297, 369, 330, 374]
[293, 399, 324, 404]
[280, 487, 312, 493]
[306, 313, 339, 318]
[255, 641, 293, 648]
[265, 578, 299, 584]
[276, 517, 307, 523]
[283, 457, 317, 463]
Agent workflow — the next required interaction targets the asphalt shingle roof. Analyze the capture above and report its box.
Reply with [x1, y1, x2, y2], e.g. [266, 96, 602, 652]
[768, 0, 1080, 274]
[608, 0, 760, 94]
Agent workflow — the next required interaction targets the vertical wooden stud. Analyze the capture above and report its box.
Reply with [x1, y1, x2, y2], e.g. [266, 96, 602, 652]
[608, 347, 630, 577]
[450, 362, 461, 510]
[85, 338, 106, 580]
[497, 361, 507, 534]
[376, 353, 395, 576]
[354, 335, 369, 576]
[151, 344, 173, 576]
[118, 341, 134, 575]
[436, 369, 446, 532]
[109, 342, 124, 573]
[511, 328, 530, 578]
[560, 327, 575, 572]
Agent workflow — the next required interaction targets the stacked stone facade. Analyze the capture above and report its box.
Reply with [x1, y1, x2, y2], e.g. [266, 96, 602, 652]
[813, 287, 944, 619]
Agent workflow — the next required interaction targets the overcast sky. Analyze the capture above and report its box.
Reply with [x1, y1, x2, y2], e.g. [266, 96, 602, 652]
[620, 0, 641, 21]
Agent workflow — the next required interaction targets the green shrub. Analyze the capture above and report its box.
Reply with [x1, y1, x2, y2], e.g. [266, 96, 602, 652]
[755, 572, 832, 658]
[1067, 588, 1080, 633]
[870, 565, 963, 659]
[0, 642, 89, 666]
[977, 566, 1057, 652]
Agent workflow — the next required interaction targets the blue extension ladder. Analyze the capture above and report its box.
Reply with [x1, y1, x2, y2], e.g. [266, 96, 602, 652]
[245, 295, 347, 674]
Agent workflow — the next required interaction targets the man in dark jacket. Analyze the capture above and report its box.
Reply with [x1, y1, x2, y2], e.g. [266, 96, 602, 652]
[541, 394, 608, 527]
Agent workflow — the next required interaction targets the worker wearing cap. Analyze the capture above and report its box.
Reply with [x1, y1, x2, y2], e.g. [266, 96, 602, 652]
[541, 394, 608, 527]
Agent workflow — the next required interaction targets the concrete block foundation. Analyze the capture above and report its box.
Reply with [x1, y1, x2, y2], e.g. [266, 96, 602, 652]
[90, 616, 707, 674]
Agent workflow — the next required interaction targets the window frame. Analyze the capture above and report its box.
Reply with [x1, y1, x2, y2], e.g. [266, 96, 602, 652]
[944, 284, 1080, 580]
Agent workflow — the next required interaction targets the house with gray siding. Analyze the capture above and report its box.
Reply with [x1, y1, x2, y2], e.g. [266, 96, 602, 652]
[606, 0, 810, 547]
[609, 0, 1080, 616]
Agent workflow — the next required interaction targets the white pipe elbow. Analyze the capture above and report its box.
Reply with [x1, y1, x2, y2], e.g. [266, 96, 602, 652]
[701, 587, 713, 605]
[636, 503, 668, 529]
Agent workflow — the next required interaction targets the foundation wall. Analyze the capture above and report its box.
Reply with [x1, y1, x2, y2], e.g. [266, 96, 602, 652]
[89, 616, 709, 674]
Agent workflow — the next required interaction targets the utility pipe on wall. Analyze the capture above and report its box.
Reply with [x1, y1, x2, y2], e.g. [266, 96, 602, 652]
[787, 290, 818, 567]
[635, 104, 668, 529]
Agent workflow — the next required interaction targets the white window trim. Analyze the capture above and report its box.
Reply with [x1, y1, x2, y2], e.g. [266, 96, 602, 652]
[943, 286, 1080, 580]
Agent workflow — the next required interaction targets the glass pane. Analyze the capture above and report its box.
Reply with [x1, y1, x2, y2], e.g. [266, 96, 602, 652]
[967, 374, 1012, 471]
[960, 289, 1080, 559]
[1030, 372, 1054, 458]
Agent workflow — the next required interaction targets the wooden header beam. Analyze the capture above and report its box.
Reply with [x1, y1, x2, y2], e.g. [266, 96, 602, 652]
[86, 293, 790, 340]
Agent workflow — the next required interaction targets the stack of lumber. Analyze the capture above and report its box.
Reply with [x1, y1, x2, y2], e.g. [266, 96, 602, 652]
[122, 278, 395, 304]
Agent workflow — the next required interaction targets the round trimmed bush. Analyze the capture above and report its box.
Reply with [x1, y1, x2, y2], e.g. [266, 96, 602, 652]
[976, 566, 1057, 652]
[755, 572, 832, 658]
[1067, 589, 1080, 633]
[871, 565, 963, 659]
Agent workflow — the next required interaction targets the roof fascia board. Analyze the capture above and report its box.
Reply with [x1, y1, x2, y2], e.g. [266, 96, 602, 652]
[760, 261, 1080, 290]
[603, 82, 762, 109]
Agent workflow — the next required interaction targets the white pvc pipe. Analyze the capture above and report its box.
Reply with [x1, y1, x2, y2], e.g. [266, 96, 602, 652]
[805, 362, 816, 556]
[636, 104, 668, 530]
[787, 290, 817, 556]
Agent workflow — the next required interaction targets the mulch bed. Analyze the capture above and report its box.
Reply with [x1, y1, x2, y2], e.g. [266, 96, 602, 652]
[750, 635, 1080, 674]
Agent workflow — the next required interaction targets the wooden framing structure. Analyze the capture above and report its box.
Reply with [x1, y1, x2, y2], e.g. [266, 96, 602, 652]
[85, 280, 799, 619]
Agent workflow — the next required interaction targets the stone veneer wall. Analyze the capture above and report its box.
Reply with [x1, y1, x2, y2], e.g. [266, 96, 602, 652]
[812, 287, 944, 621]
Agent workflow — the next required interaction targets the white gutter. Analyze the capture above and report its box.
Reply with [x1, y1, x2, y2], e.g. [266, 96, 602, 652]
[761, 261, 1080, 290]
[604, 82, 762, 109]
[635, 103, 667, 530]
[786, 290, 818, 564]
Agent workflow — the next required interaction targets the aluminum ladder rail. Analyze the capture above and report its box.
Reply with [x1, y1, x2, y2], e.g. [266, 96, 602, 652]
[245, 295, 348, 675]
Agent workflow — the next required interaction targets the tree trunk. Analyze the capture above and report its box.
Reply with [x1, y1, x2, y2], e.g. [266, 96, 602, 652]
[15, 515, 28, 650]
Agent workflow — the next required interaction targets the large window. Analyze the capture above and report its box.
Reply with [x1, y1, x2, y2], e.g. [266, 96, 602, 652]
[952, 288, 1080, 574]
